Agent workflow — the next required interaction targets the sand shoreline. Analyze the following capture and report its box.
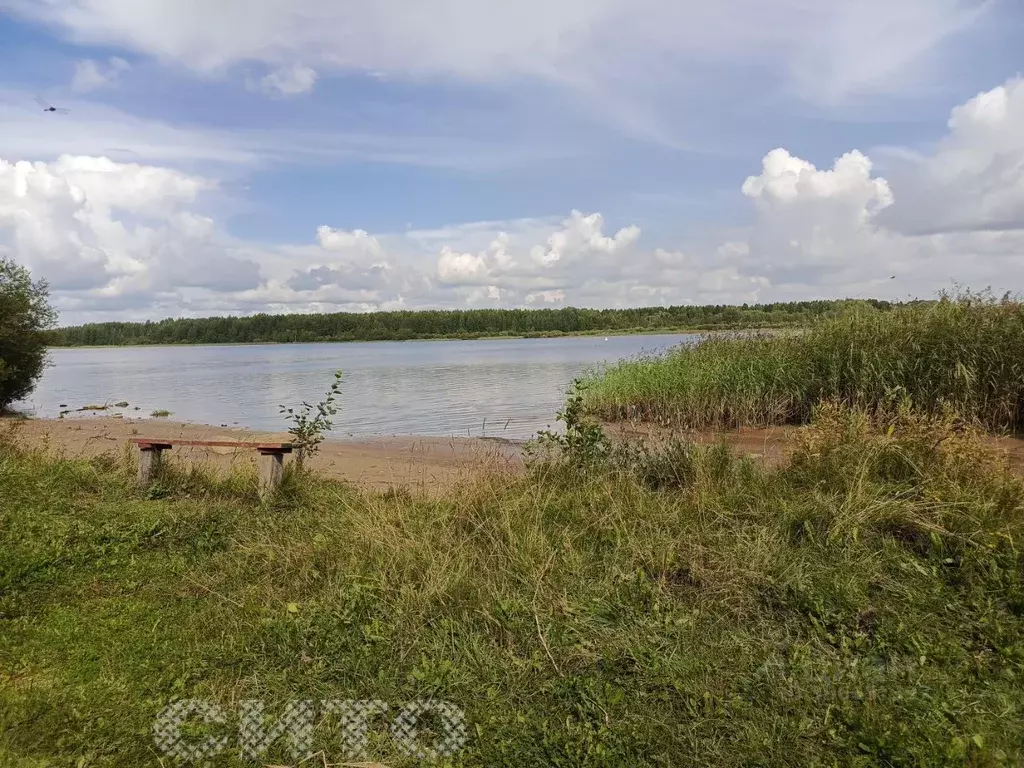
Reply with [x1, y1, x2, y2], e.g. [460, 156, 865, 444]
[2, 415, 524, 490]
[9, 414, 1024, 492]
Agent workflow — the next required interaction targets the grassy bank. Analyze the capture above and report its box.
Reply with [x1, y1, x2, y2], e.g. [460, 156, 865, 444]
[583, 294, 1024, 431]
[3, 404, 1023, 765]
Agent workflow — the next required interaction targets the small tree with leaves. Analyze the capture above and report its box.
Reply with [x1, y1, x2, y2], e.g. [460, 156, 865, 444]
[279, 370, 343, 469]
[0, 258, 57, 412]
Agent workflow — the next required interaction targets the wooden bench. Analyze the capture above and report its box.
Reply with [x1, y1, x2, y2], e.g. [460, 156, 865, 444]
[130, 438, 293, 498]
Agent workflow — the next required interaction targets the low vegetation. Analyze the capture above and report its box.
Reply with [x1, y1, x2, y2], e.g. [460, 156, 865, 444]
[584, 292, 1024, 432]
[46, 299, 896, 346]
[2, 400, 1023, 765]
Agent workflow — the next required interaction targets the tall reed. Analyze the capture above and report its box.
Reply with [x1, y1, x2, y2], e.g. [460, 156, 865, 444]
[584, 292, 1024, 431]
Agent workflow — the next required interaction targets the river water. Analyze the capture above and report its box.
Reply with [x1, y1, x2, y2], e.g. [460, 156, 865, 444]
[22, 334, 696, 439]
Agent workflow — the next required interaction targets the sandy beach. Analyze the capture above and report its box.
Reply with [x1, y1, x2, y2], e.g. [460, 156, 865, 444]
[2, 414, 524, 491]
[7, 413, 1024, 492]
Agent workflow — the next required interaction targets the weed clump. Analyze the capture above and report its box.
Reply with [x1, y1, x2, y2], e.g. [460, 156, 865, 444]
[525, 379, 611, 470]
[280, 370, 343, 469]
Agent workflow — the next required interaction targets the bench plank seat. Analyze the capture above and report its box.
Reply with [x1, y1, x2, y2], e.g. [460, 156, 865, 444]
[129, 438, 292, 453]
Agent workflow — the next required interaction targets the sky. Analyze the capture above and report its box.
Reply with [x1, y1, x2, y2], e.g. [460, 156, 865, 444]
[0, 0, 1023, 324]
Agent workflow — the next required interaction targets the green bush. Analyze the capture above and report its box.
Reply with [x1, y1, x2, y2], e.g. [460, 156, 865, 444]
[0, 258, 56, 412]
[525, 379, 611, 470]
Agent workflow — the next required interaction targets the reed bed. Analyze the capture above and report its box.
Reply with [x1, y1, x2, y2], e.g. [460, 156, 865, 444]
[584, 293, 1024, 431]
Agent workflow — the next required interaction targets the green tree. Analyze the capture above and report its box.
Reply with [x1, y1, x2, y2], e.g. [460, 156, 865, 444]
[0, 259, 57, 411]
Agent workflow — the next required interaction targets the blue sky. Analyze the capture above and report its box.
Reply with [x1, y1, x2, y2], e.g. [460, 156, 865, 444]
[1, 0, 1023, 322]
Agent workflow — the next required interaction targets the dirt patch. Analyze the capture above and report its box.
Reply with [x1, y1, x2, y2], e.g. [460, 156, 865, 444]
[605, 420, 1024, 472]
[605, 422, 797, 467]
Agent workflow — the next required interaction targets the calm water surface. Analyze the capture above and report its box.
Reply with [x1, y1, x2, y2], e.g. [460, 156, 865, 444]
[23, 335, 696, 439]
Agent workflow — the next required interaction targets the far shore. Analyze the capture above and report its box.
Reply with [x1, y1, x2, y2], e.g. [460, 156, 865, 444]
[43, 325, 787, 350]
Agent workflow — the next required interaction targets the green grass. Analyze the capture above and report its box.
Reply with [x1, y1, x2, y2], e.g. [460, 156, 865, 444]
[583, 293, 1024, 431]
[2, 404, 1023, 766]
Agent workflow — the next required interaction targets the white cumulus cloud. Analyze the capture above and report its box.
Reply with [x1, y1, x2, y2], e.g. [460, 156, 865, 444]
[530, 211, 640, 267]
[719, 79, 1024, 299]
[3, 76, 1024, 323]
[436, 233, 515, 285]
[315, 226, 382, 256]
[879, 76, 1024, 235]
[741, 149, 894, 215]
[0, 154, 260, 305]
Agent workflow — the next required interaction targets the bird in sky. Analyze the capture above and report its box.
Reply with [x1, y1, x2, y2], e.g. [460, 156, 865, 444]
[34, 95, 69, 114]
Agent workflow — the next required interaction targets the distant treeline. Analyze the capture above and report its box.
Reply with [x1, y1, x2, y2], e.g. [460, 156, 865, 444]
[46, 299, 898, 346]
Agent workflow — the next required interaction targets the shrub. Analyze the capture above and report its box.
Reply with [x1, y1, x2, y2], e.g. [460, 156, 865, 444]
[525, 379, 611, 469]
[280, 370, 343, 468]
[0, 258, 56, 412]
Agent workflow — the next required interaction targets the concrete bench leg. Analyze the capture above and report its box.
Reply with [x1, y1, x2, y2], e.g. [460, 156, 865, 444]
[258, 450, 285, 499]
[137, 447, 164, 487]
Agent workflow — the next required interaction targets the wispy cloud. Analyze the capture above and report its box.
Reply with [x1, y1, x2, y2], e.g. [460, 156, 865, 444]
[2, 0, 1003, 146]
[71, 56, 131, 93]
[0, 89, 579, 171]
[0, 91, 260, 166]
[249, 63, 317, 97]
